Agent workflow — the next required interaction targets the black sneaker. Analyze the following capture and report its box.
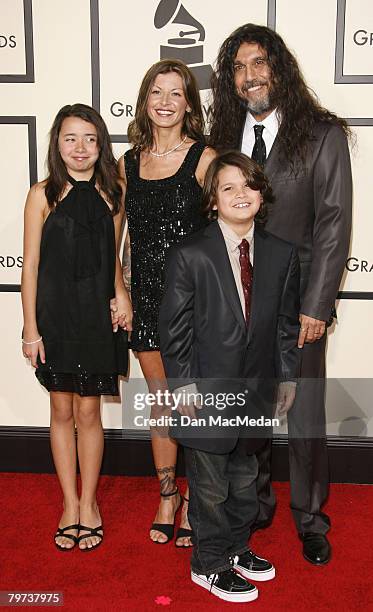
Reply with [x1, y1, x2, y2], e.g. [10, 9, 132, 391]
[232, 550, 275, 581]
[191, 568, 258, 603]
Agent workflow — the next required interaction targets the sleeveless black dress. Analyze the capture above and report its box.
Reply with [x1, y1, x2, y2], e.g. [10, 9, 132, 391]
[35, 174, 128, 396]
[125, 141, 206, 351]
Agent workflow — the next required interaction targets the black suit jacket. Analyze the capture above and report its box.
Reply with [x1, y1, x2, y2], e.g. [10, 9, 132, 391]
[159, 221, 300, 454]
[240, 121, 352, 320]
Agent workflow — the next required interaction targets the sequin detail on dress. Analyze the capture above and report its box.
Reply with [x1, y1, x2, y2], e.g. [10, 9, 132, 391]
[125, 142, 206, 351]
[36, 371, 120, 396]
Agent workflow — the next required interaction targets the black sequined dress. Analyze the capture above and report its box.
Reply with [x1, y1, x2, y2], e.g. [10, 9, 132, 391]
[35, 174, 128, 396]
[125, 142, 206, 351]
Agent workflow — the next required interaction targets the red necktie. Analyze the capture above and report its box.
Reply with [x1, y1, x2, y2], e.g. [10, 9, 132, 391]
[238, 239, 253, 324]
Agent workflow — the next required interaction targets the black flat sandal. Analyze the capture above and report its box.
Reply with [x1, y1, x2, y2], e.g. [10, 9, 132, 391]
[175, 496, 193, 548]
[54, 524, 79, 551]
[150, 488, 181, 544]
[77, 525, 104, 551]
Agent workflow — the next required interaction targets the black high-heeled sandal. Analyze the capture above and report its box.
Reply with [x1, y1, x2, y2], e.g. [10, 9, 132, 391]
[150, 488, 181, 544]
[175, 496, 193, 548]
[54, 524, 79, 551]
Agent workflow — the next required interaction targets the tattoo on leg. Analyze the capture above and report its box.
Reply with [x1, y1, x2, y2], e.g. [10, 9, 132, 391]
[157, 465, 176, 495]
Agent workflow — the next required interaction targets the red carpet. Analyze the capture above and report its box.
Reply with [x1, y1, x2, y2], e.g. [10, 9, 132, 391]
[1, 474, 372, 611]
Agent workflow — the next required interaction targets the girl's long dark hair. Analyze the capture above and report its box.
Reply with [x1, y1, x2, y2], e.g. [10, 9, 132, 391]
[209, 24, 351, 166]
[45, 103, 122, 213]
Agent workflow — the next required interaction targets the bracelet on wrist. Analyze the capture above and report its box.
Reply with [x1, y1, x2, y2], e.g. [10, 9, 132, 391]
[22, 336, 42, 345]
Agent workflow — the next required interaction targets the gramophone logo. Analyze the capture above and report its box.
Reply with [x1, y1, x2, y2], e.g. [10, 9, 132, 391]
[154, 0, 213, 90]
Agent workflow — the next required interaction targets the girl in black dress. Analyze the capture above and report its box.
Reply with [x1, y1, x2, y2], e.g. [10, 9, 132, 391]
[117, 60, 215, 547]
[21, 104, 132, 551]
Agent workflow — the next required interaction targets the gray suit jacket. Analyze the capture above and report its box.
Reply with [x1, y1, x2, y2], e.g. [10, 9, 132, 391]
[241, 121, 352, 321]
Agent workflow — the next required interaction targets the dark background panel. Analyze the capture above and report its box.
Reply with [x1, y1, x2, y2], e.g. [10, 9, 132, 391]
[0, 427, 372, 483]
[0, 0, 34, 83]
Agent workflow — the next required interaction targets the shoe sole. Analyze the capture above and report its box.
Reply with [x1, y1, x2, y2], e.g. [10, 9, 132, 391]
[191, 572, 258, 603]
[303, 553, 330, 565]
[234, 564, 276, 582]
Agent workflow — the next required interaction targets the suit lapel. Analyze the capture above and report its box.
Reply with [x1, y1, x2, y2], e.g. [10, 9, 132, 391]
[247, 227, 273, 339]
[263, 134, 280, 179]
[204, 222, 246, 333]
[203, 222, 273, 340]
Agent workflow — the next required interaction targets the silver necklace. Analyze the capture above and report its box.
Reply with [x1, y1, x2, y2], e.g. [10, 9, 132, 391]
[149, 135, 187, 158]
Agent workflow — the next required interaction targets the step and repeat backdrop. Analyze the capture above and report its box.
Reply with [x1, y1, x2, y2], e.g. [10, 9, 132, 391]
[0, 0, 372, 438]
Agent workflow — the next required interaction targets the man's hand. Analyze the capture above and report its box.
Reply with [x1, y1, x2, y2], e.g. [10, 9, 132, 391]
[298, 314, 326, 348]
[275, 382, 297, 418]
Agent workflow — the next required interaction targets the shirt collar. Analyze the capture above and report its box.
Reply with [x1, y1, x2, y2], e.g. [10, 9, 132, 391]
[246, 107, 280, 138]
[218, 218, 255, 253]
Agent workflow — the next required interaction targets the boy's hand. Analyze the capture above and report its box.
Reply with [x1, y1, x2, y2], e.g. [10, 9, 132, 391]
[176, 402, 201, 420]
[275, 382, 297, 418]
[173, 384, 202, 420]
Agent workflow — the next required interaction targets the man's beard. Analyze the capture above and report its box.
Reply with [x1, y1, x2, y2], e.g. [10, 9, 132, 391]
[240, 79, 275, 116]
[246, 93, 272, 116]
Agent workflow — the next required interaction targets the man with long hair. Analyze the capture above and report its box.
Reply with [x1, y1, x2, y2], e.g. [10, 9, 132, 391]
[209, 24, 352, 565]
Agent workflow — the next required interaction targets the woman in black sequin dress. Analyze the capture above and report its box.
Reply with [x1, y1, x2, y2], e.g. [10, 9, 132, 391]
[117, 60, 215, 547]
[21, 104, 132, 551]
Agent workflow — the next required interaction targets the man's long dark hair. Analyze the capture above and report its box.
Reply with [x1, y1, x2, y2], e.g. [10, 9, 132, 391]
[45, 104, 122, 213]
[209, 24, 350, 165]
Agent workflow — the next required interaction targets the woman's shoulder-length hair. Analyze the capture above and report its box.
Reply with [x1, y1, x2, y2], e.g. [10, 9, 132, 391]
[128, 59, 205, 151]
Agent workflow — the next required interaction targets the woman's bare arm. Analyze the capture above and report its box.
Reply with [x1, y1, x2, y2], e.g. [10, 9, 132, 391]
[117, 155, 131, 292]
[112, 177, 133, 331]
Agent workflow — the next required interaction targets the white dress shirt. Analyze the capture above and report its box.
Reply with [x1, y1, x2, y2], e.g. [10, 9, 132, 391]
[241, 108, 279, 159]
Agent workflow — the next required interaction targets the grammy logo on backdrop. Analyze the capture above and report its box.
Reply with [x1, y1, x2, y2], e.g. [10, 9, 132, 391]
[154, 0, 213, 90]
